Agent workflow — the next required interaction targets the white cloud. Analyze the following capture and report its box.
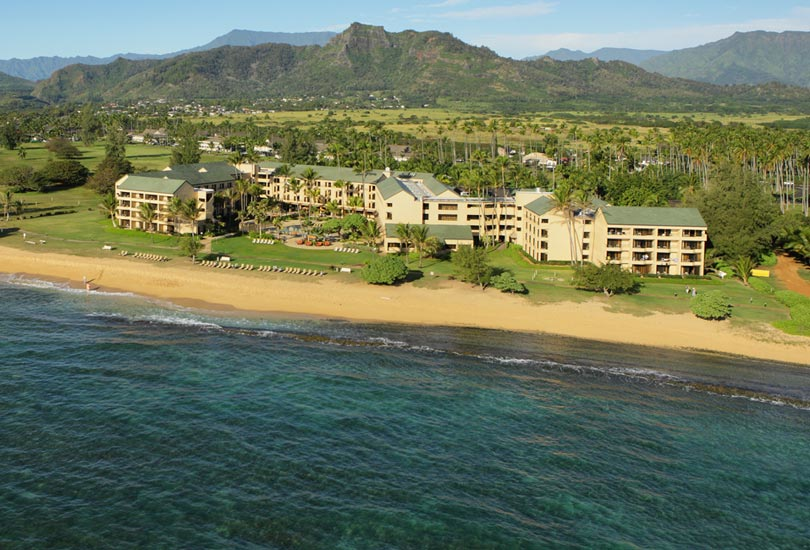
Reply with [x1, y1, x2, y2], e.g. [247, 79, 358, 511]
[438, 1, 556, 20]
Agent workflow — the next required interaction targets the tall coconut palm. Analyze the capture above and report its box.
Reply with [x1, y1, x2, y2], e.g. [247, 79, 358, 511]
[361, 219, 381, 252]
[395, 223, 413, 263]
[1, 189, 14, 221]
[179, 198, 203, 234]
[333, 179, 348, 216]
[410, 224, 430, 268]
[139, 202, 157, 233]
[167, 196, 184, 233]
[99, 192, 118, 227]
[549, 181, 578, 265]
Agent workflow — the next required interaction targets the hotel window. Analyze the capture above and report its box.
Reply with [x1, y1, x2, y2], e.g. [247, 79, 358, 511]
[386, 212, 392, 220]
[438, 214, 458, 221]
[583, 232, 590, 239]
[541, 218, 549, 224]
[387, 203, 393, 208]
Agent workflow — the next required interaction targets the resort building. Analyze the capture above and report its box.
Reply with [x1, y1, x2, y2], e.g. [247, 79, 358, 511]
[115, 160, 707, 275]
[115, 162, 240, 233]
[115, 175, 207, 234]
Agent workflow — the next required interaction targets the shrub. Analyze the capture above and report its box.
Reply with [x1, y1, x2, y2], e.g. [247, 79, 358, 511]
[491, 272, 527, 294]
[361, 255, 408, 285]
[573, 263, 637, 297]
[691, 291, 732, 320]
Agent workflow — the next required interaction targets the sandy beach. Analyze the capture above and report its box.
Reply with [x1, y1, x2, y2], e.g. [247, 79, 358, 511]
[2, 244, 809, 365]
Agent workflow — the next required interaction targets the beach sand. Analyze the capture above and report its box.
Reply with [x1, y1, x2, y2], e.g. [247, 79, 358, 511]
[2, 244, 808, 365]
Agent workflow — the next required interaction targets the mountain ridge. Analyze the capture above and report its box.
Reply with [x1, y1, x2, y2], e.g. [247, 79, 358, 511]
[640, 31, 810, 87]
[0, 30, 336, 81]
[29, 23, 810, 114]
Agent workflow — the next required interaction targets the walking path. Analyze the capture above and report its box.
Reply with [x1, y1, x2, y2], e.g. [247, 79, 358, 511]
[774, 254, 810, 297]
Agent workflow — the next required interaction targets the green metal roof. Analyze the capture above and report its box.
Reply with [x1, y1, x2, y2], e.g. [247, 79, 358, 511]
[385, 223, 473, 241]
[117, 175, 188, 194]
[376, 176, 409, 200]
[601, 206, 706, 227]
[524, 196, 555, 216]
[258, 162, 452, 198]
[139, 162, 238, 187]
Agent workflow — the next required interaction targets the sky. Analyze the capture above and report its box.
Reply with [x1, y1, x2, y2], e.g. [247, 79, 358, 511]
[2, 1, 809, 60]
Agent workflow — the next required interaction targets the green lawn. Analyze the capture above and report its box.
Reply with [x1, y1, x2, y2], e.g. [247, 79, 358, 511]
[1, 143, 226, 174]
[0, 187, 797, 332]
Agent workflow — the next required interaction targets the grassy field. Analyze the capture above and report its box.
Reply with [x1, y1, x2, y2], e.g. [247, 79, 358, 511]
[189, 107, 807, 142]
[0, 186, 794, 330]
[1, 143, 226, 173]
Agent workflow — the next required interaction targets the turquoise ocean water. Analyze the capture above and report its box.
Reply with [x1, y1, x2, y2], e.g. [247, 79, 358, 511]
[1, 274, 809, 548]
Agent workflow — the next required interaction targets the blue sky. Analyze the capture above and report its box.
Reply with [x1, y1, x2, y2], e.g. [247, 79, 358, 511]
[2, 1, 809, 59]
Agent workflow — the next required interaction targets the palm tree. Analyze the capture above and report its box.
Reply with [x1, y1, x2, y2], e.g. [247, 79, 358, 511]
[179, 198, 203, 234]
[99, 192, 118, 227]
[347, 195, 364, 213]
[361, 219, 381, 252]
[333, 179, 348, 216]
[410, 225, 430, 267]
[549, 181, 578, 265]
[167, 196, 184, 234]
[139, 202, 157, 233]
[395, 223, 413, 262]
[1, 189, 14, 221]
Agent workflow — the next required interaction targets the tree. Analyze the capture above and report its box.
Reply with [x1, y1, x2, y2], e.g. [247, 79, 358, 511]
[87, 126, 133, 194]
[691, 291, 732, 320]
[409, 224, 430, 267]
[492, 272, 527, 294]
[180, 234, 204, 262]
[452, 245, 492, 289]
[360, 218, 381, 251]
[361, 255, 409, 285]
[573, 263, 637, 297]
[40, 159, 90, 189]
[80, 104, 102, 146]
[1, 188, 13, 221]
[178, 198, 203, 234]
[170, 123, 201, 165]
[395, 223, 413, 263]
[99, 192, 118, 227]
[732, 256, 755, 285]
[685, 163, 779, 261]
[139, 202, 157, 232]
[0, 124, 20, 150]
[45, 137, 81, 159]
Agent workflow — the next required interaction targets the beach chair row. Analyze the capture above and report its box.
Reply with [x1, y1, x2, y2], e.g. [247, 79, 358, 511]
[252, 238, 276, 245]
[256, 265, 326, 276]
[335, 247, 360, 253]
[121, 251, 168, 262]
[198, 260, 255, 270]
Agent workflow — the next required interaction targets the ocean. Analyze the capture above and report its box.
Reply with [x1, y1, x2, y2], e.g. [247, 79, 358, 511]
[1, 274, 809, 548]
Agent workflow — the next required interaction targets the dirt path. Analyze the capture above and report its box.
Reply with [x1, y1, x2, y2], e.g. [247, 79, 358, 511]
[773, 254, 810, 297]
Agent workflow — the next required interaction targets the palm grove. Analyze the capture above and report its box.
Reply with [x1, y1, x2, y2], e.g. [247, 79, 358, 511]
[1, 105, 809, 274]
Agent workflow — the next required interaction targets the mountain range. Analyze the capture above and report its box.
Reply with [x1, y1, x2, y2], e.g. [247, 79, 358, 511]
[0, 30, 337, 82]
[529, 48, 666, 65]
[537, 31, 810, 88]
[26, 24, 810, 114]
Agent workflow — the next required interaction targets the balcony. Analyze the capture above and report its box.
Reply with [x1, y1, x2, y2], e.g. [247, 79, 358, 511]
[607, 239, 623, 249]
[681, 254, 702, 263]
[681, 243, 702, 251]
[632, 253, 653, 262]
[657, 241, 671, 250]
[633, 240, 654, 250]
[658, 229, 673, 237]
[683, 230, 703, 238]
[607, 228, 627, 236]
[633, 228, 654, 236]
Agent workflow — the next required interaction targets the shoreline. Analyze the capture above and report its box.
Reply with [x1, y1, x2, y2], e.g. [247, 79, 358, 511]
[2, 244, 809, 366]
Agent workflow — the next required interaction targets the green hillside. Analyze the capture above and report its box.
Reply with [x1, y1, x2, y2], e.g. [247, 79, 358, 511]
[641, 31, 810, 87]
[31, 24, 810, 113]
